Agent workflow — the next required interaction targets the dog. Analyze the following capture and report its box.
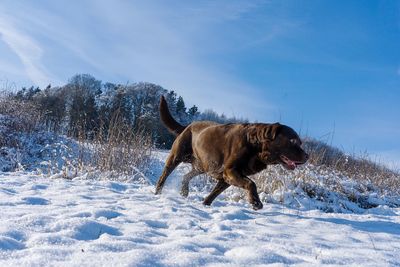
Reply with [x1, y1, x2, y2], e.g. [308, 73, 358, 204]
[155, 96, 308, 210]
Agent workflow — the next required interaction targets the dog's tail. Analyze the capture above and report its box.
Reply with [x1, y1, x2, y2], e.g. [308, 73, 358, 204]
[159, 95, 186, 136]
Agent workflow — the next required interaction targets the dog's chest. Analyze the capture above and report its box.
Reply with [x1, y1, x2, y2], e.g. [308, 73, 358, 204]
[242, 156, 266, 175]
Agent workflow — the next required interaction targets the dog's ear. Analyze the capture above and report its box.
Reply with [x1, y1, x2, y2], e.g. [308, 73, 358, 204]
[247, 127, 259, 144]
[265, 123, 282, 141]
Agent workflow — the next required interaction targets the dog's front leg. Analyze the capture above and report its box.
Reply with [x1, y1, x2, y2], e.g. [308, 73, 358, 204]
[224, 168, 263, 210]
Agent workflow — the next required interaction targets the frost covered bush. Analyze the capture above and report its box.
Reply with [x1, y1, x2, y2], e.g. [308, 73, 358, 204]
[0, 94, 43, 148]
[0, 92, 75, 174]
[0, 92, 49, 172]
[0, 130, 79, 174]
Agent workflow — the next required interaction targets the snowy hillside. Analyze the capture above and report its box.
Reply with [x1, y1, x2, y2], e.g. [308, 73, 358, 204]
[1, 151, 400, 266]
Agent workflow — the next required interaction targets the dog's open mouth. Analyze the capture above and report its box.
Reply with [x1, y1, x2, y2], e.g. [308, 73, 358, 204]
[280, 155, 303, 170]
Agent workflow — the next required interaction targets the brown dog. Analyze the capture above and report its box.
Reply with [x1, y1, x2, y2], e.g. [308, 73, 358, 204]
[155, 96, 308, 210]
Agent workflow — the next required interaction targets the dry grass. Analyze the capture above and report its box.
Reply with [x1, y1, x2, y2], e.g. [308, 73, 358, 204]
[90, 109, 153, 177]
[247, 138, 400, 211]
[303, 138, 400, 194]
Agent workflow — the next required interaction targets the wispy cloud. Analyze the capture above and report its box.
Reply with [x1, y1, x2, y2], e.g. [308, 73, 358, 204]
[84, 0, 286, 119]
[55, 0, 282, 118]
[0, 14, 52, 86]
[0, 0, 283, 118]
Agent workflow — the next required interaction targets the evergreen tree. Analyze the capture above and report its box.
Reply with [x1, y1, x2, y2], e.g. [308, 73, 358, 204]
[188, 105, 199, 121]
[176, 96, 186, 114]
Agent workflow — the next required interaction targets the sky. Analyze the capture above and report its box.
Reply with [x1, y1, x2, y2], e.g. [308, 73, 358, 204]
[0, 0, 399, 168]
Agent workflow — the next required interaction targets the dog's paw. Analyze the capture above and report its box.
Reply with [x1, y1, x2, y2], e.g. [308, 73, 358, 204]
[154, 187, 162, 195]
[202, 199, 212, 206]
[252, 201, 263, 210]
[180, 188, 189, 198]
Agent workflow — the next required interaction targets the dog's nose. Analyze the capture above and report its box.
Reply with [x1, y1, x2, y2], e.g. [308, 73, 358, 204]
[304, 153, 309, 161]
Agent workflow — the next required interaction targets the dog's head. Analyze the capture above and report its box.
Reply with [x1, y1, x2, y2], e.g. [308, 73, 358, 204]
[248, 123, 308, 170]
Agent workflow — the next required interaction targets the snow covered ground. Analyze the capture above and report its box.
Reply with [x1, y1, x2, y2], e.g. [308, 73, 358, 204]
[1, 152, 400, 266]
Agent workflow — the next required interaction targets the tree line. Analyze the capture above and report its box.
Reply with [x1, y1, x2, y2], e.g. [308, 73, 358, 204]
[12, 74, 243, 148]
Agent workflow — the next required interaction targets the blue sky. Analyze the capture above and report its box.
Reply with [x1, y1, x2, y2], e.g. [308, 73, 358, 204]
[0, 0, 399, 168]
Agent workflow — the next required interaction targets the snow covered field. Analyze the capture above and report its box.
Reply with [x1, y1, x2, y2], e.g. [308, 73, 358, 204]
[0, 176, 400, 266]
[1, 154, 400, 267]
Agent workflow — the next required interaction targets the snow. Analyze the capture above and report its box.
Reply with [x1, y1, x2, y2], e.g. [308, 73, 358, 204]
[1, 157, 400, 266]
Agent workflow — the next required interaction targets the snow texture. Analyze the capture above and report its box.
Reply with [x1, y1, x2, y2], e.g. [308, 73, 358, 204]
[1, 154, 400, 266]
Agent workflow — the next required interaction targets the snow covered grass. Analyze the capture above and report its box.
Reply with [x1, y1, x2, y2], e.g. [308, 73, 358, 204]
[304, 138, 400, 195]
[1, 168, 400, 266]
[252, 164, 400, 214]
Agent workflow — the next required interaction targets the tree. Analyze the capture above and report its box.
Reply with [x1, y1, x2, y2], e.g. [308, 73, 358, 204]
[68, 74, 102, 96]
[15, 86, 41, 101]
[66, 74, 102, 138]
[36, 86, 66, 132]
[176, 96, 186, 114]
[188, 105, 199, 121]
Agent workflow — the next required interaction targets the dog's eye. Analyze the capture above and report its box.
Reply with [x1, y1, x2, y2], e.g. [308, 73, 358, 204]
[290, 139, 299, 145]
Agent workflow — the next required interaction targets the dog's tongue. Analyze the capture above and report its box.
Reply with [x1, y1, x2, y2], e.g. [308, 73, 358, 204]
[286, 160, 296, 170]
[281, 155, 296, 170]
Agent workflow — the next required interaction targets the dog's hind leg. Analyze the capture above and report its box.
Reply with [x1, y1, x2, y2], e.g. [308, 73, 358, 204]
[155, 154, 181, 195]
[203, 180, 230, 206]
[180, 169, 203, 197]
